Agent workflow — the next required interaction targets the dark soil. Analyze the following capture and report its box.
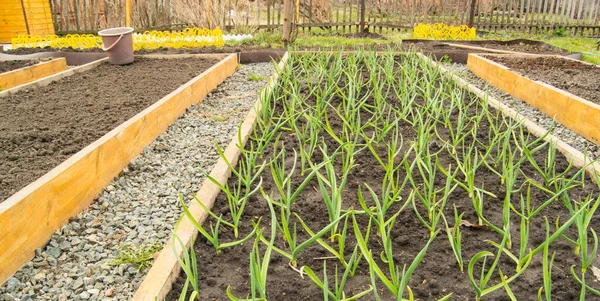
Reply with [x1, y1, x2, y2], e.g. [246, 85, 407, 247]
[0, 57, 217, 202]
[453, 41, 569, 54]
[402, 40, 568, 55]
[490, 56, 600, 104]
[165, 56, 600, 300]
[0, 60, 40, 73]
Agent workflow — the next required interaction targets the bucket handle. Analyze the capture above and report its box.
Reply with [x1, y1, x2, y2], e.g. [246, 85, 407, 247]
[102, 34, 125, 52]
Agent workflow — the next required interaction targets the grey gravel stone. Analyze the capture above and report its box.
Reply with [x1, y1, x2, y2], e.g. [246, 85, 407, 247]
[444, 63, 600, 160]
[0, 63, 275, 300]
[4, 278, 22, 292]
[79, 291, 90, 300]
[46, 247, 61, 258]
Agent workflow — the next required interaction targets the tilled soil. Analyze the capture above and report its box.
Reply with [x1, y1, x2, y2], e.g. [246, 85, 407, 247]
[0, 57, 217, 202]
[166, 56, 599, 300]
[402, 40, 568, 55]
[490, 56, 600, 104]
[0, 60, 40, 73]
[453, 41, 569, 54]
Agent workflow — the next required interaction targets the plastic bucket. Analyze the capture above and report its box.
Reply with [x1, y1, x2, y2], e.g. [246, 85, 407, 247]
[98, 27, 134, 65]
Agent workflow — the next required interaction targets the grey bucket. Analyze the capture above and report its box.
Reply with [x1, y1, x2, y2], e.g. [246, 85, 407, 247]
[98, 27, 134, 65]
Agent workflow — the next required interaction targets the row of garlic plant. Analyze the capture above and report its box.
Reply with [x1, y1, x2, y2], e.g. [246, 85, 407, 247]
[175, 49, 600, 301]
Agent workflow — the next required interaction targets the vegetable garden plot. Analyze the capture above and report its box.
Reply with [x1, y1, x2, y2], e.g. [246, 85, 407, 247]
[168, 51, 600, 300]
[0, 54, 237, 285]
[0, 57, 216, 201]
[486, 56, 600, 104]
[467, 54, 600, 148]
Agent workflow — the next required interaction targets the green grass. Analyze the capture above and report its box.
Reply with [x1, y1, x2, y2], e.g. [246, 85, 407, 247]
[541, 37, 600, 65]
[108, 240, 163, 272]
[248, 73, 266, 81]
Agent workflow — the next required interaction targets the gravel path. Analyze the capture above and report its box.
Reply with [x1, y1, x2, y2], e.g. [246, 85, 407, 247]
[443, 63, 600, 160]
[0, 62, 275, 301]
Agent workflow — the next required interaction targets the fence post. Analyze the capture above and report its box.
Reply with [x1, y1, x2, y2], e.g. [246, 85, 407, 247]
[468, 0, 477, 27]
[360, 0, 365, 32]
[126, 0, 131, 27]
[283, 0, 293, 44]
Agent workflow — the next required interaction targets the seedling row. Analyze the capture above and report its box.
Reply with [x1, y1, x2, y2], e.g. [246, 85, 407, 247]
[168, 50, 600, 300]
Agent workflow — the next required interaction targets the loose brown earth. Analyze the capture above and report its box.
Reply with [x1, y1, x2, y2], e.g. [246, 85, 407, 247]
[166, 57, 599, 300]
[0, 59, 40, 73]
[490, 56, 600, 104]
[402, 40, 568, 55]
[453, 41, 569, 54]
[0, 57, 216, 202]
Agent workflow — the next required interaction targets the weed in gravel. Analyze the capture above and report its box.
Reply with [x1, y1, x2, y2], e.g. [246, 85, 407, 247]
[108, 240, 163, 272]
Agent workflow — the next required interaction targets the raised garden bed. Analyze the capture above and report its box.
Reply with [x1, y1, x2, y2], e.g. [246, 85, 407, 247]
[137, 51, 600, 300]
[402, 39, 581, 64]
[0, 58, 68, 91]
[0, 53, 237, 284]
[0, 60, 40, 73]
[468, 53, 600, 146]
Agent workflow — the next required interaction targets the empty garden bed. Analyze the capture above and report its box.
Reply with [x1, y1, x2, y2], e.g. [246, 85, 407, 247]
[488, 56, 600, 104]
[0, 57, 216, 200]
[159, 52, 600, 300]
[468, 54, 600, 146]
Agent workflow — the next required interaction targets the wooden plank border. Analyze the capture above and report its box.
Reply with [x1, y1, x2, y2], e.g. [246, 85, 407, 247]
[419, 52, 600, 180]
[131, 52, 289, 301]
[467, 53, 600, 147]
[0, 53, 239, 284]
[0, 57, 107, 96]
[0, 58, 68, 91]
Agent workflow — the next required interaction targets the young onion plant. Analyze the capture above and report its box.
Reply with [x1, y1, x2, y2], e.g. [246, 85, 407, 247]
[300, 247, 373, 301]
[353, 212, 438, 301]
[441, 206, 465, 272]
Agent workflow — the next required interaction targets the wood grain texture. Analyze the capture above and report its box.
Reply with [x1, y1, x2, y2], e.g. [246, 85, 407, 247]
[131, 52, 289, 301]
[0, 58, 68, 90]
[467, 53, 600, 147]
[0, 0, 54, 42]
[0, 53, 238, 285]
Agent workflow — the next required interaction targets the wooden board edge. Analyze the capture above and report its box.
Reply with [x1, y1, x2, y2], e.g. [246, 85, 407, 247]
[131, 52, 290, 301]
[467, 53, 600, 145]
[0, 57, 108, 97]
[0, 54, 239, 284]
[0, 58, 68, 90]
[422, 53, 600, 180]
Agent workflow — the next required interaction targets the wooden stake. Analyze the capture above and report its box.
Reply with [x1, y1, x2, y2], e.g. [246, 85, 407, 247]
[126, 0, 131, 27]
[468, 0, 477, 27]
[283, 0, 293, 45]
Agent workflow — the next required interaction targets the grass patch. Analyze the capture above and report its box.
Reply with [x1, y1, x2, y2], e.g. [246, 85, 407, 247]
[248, 73, 266, 81]
[108, 240, 163, 272]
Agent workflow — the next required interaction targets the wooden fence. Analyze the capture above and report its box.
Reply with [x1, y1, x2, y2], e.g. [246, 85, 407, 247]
[50, 0, 600, 36]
